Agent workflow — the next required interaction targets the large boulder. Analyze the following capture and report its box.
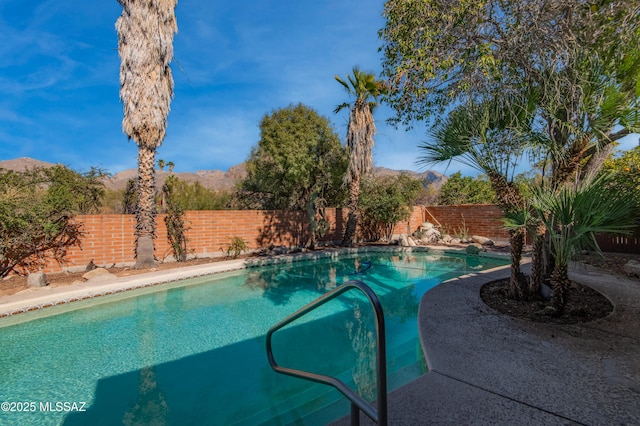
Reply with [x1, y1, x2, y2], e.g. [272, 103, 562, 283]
[420, 222, 435, 231]
[422, 228, 442, 244]
[82, 268, 116, 282]
[465, 244, 481, 255]
[624, 260, 640, 278]
[399, 234, 410, 247]
[27, 272, 47, 287]
[472, 235, 495, 246]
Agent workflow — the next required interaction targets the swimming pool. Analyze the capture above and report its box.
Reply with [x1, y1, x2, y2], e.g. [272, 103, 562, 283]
[0, 250, 507, 425]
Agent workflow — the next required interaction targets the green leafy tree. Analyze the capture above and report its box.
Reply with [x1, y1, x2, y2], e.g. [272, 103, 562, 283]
[334, 66, 387, 246]
[381, 0, 640, 186]
[359, 174, 422, 241]
[437, 172, 496, 205]
[163, 180, 230, 210]
[0, 166, 105, 277]
[383, 1, 639, 302]
[238, 103, 348, 248]
[116, 0, 178, 269]
[602, 146, 640, 208]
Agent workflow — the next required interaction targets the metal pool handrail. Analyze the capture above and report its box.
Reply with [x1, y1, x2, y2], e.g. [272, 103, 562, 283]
[265, 280, 387, 426]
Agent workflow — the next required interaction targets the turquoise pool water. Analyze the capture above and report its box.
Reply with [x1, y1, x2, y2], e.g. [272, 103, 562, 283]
[0, 251, 506, 425]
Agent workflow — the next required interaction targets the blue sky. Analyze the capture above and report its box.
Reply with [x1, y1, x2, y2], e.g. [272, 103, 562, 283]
[1, 1, 637, 176]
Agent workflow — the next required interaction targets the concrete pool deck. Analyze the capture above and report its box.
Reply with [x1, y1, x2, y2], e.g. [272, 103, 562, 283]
[336, 262, 640, 425]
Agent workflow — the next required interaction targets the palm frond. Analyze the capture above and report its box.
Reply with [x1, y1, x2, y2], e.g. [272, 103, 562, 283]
[333, 102, 351, 114]
[334, 75, 353, 95]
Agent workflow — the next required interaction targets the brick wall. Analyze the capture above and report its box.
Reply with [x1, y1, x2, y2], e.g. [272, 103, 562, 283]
[43, 205, 508, 273]
[420, 205, 510, 239]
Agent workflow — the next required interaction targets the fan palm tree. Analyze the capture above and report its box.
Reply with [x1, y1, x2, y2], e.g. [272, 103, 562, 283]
[421, 98, 534, 298]
[116, 0, 178, 269]
[334, 67, 386, 247]
[531, 173, 636, 312]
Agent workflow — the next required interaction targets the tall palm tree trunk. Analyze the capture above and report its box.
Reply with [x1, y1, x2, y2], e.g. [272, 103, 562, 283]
[135, 146, 158, 269]
[342, 174, 361, 246]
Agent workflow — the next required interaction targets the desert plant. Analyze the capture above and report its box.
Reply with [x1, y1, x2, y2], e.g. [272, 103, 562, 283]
[0, 166, 105, 277]
[225, 237, 248, 259]
[162, 175, 188, 262]
[532, 173, 636, 312]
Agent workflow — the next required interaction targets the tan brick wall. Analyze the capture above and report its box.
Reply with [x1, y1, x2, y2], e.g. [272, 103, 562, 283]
[42, 205, 508, 273]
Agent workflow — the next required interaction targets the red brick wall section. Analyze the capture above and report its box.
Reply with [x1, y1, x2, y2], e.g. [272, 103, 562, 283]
[422, 205, 510, 239]
[41, 205, 509, 273]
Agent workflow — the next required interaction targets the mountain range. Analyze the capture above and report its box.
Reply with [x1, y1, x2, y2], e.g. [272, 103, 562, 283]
[0, 157, 447, 192]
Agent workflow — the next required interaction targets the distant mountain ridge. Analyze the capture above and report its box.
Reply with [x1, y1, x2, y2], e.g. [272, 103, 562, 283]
[0, 157, 447, 192]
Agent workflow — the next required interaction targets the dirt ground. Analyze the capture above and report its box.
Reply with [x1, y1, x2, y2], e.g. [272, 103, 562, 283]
[481, 251, 639, 324]
[0, 255, 256, 298]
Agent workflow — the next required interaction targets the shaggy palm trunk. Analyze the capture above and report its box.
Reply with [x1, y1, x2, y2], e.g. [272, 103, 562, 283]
[342, 174, 361, 247]
[135, 146, 158, 268]
[529, 223, 546, 297]
[550, 264, 570, 312]
[487, 170, 528, 299]
[508, 228, 526, 299]
[341, 100, 375, 247]
[551, 134, 590, 188]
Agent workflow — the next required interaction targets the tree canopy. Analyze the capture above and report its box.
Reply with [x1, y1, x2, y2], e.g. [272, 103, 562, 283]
[0, 166, 105, 277]
[437, 172, 497, 206]
[381, 0, 639, 183]
[359, 174, 423, 241]
[238, 103, 347, 211]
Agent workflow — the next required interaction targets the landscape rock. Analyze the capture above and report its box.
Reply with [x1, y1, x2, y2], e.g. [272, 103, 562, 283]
[471, 235, 495, 246]
[422, 228, 442, 244]
[450, 238, 462, 245]
[420, 222, 435, 231]
[442, 234, 452, 244]
[82, 268, 114, 281]
[465, 245, 481, 255]
[27, 272, 47, 287]
[268, 246, 289, 255]
[540, 283, 553, 301]
[407, 236, 417, 246]
[624, 260, 640, 277]
[400, 234, 410, 247]
[85, 259, 97, 272]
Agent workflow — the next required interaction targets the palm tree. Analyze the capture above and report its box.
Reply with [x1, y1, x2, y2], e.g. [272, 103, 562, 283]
[116, 0, 178, 269]
[421, 99, 533, 298]
[334, 67, 386, 247]
[532, 173, 636, 312]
